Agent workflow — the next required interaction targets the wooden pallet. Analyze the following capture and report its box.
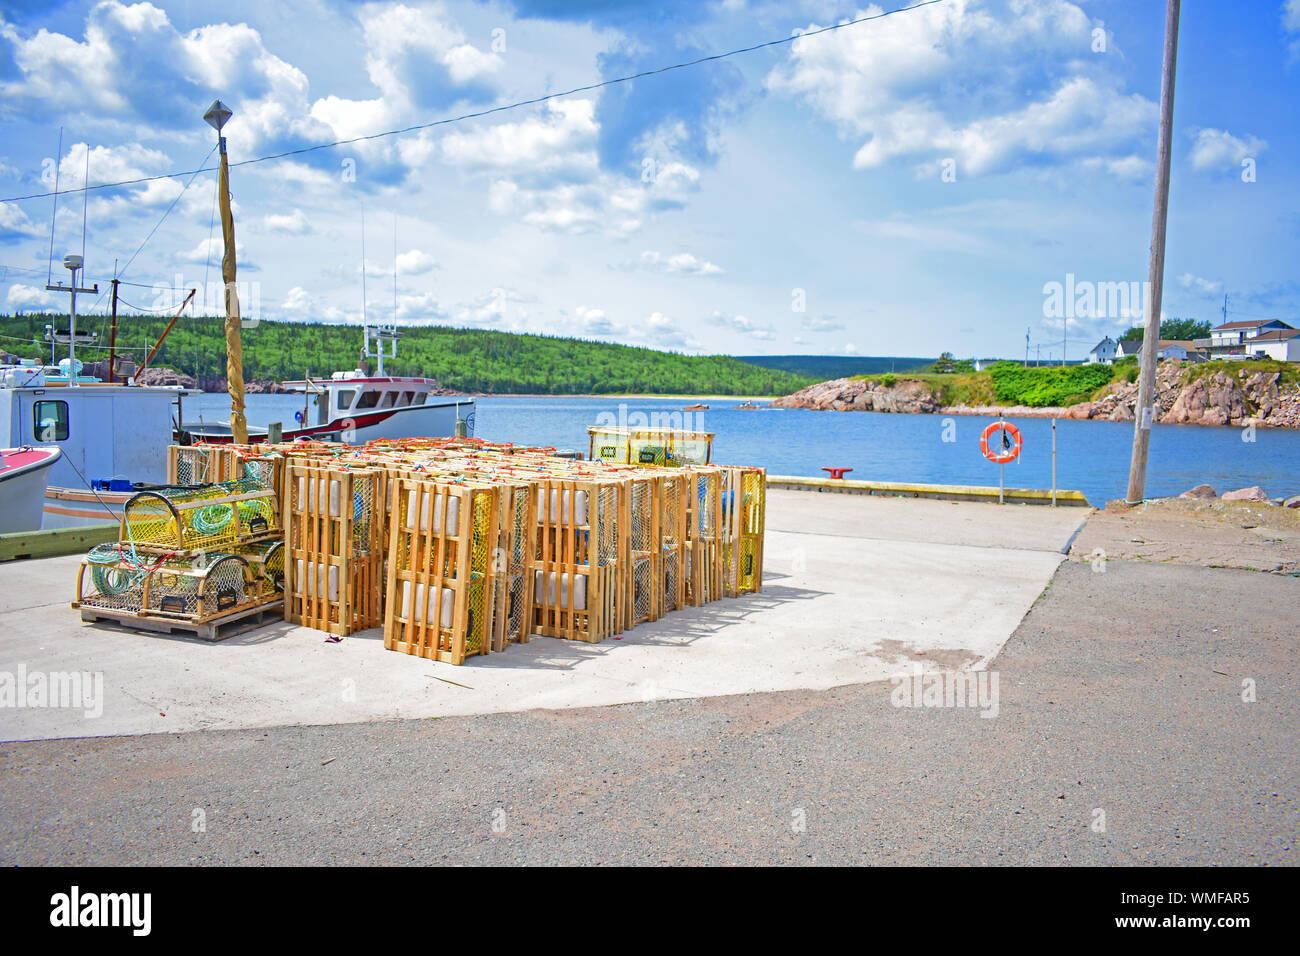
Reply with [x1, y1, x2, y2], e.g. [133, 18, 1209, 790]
[78, 599, 284, 642]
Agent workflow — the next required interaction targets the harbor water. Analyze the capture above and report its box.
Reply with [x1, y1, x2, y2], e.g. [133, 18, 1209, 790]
[187, 393, 1300, 507]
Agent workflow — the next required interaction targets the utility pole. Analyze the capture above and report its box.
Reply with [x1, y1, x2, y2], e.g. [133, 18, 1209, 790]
[204, 99, 248, 444]
[108, 277, 119, 383]
[1126, 0, 1180, 504]
[1222, 293, 1228, 324]
[1025, 327, 1030, 367]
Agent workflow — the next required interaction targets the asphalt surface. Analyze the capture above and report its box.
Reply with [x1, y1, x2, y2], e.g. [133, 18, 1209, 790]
[2, 557, 1295, 865]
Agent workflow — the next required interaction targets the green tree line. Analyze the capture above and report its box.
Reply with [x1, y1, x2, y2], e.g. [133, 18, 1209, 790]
[0, 313, 814, 395]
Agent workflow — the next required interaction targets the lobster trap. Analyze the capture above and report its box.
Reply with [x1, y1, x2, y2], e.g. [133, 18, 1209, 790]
[73, 546, 280, 640]
[121, 477, 279, 555]
[167, 444, 247, 485]
[284, 463, 384, 636]
[721, 466, 766, 596]
[530, 476, 623, 642]
[383, 477, 499, 665]
[587, 426, 714, 467]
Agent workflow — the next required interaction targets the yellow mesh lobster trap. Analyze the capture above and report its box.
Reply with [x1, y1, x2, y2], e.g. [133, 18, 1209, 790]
[587, 426, 714, 467]
[121, 477, 279, 555]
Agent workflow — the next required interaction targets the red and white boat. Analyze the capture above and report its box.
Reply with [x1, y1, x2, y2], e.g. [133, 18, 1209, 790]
[0, 446, 62, 533]
[179, 326, 474, 444]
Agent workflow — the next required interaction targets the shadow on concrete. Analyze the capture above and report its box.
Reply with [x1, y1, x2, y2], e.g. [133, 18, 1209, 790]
[466, 581, 830, 673]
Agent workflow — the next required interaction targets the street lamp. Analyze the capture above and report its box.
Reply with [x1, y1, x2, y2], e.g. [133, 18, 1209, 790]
[203, 98, 248, 444]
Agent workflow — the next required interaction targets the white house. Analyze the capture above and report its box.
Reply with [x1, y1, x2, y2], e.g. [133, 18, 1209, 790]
[1246, 328, 1300, 363]
[1114, 339, 1142, 361]
[1087, 336, 1118, 364]
[1208, 318, 1295, 351]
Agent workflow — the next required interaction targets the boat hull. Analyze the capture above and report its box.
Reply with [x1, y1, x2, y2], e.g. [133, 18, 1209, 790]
[181, 398, 473, 445]
[1, 447, 62, 534]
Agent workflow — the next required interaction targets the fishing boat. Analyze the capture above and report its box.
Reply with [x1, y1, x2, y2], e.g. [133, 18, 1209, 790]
[178, 325, 474, 444]
[0, 360, 197, 528]
[0, 445, 63, 533]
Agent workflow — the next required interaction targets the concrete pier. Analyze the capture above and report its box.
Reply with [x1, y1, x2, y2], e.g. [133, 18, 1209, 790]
[0, 490, 1086, 742]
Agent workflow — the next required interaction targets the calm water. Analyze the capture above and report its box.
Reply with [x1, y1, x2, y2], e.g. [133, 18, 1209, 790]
[188, 393, 1300, 507]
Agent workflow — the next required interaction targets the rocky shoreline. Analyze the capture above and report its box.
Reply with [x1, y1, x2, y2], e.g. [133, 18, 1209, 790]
[769, 360, 1300, 428]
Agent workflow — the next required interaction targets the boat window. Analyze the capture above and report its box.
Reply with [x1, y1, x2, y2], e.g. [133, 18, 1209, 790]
[355, 389, 380, 410]
[337, 389, 355, 410]
[381, 390, 397, 408]
[400, 391, 414, 406]
[33, 400, 69, 442]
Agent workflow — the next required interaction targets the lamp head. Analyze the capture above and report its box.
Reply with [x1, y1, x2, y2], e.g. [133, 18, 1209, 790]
[203, 99, 233, 133]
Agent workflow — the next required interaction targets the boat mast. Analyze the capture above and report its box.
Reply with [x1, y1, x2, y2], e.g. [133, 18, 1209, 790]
[204, 99, 248, 444]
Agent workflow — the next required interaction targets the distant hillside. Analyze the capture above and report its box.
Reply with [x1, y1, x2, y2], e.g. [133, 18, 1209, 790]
[736, 354, 935, 379]
[0, 314, 815, 396]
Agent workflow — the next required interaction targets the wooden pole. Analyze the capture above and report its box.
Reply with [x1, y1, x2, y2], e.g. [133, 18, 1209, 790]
[107, 278, 119, 383]
[139, 289, 197, 375]
[1126, 0, 1180, 505]
[217, 134, 249, 444]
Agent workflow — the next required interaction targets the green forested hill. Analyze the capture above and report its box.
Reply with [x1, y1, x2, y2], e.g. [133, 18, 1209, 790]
[0, 314, 814, 395]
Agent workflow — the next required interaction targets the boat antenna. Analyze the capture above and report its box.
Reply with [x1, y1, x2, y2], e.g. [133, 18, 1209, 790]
[360, 201, 368, 327]
[393, 212, 398, 325]
[46, 127, 62, 288]
[80, 142, 89, 266]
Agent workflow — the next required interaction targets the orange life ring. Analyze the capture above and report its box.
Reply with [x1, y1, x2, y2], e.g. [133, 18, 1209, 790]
[980, 420, 1022, 464]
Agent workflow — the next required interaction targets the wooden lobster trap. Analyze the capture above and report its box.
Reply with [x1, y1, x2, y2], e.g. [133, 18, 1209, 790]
[587, 426, 714, 467]
[167, 444, 247, 485]
[284, 462, 385, 636]
[721, 465, 766, 596]
[530, 476, 624, 643]
[683, 465, 725, 606]
[383, 476, 499, 665]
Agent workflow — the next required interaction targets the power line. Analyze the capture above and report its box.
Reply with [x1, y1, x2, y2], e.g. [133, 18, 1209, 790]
[0, 0, 947, 206]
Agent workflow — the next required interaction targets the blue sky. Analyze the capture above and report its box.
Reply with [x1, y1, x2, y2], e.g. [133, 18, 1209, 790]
[0, 0, 1297, 362]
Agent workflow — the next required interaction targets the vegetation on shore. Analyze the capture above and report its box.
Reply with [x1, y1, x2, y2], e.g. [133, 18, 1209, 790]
[855, 357, 1298, 409]
[0, 314, 815, 395]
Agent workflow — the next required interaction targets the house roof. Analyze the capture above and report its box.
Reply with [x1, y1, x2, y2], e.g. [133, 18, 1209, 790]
[1089, 336, 1115, 352]
[1212, 318, 1295, 332]
[1115, 339, 1143, 355]
[1158, 339, 1198, 350]
[1249, 328, 1300, 342]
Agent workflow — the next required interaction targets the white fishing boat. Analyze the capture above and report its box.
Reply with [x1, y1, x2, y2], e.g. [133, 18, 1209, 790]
[0, 360, 197, 528]
[0, 445, 63, 533]
[179, 325, 474, 444]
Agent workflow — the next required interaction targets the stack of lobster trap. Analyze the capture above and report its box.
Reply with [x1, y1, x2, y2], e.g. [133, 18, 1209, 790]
[77, 431, 765, 656]
[72, 457, 286, 641]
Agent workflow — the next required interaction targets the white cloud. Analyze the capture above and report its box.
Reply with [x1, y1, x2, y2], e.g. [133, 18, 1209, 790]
[6, 283, 54, 308]
[767, 0, 1155, 176]
[0, 203, 43, 240]
[1, 3, 329, 153]
[631, 250, 723, 276]
[440, 99, 598, 179]
[1187, 128, 1266, 172]
[281, 286, 313, 313]
[710, 309, 776, 340]
[803, 315, 845, 332]
[395, 249, 436, 275]
[1178, 272, 1223, 296]
[260, 210, 311, 235]
[309, 2, 502, 145]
